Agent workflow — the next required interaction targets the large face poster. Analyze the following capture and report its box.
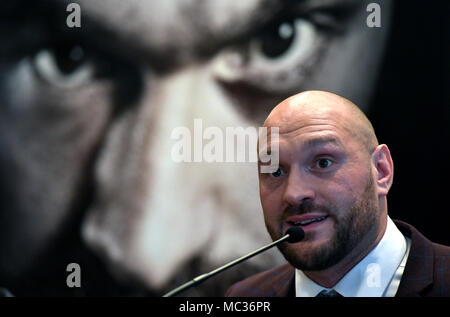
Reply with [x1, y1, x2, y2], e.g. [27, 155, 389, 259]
[0, 0, 448, 296]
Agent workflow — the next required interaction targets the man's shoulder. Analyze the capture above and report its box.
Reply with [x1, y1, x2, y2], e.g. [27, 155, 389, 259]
[431, 241, 450, 256]
[394, 219, 450, 296]
[395, 219, 450, 255]
[429, 240, 450, 289]
[225, 262, 295, 297]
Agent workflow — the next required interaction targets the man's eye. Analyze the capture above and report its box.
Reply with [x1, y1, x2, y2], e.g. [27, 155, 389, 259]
[316, 158, 332, 169]
[271, 168, 285, 178]
[32, 44, 94, 89]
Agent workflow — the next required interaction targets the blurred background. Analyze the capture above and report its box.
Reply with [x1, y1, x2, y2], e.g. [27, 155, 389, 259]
[0, 0, 449, 296]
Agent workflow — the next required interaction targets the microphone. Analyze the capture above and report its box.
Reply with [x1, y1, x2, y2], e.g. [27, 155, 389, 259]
[162, 226, 305, 297]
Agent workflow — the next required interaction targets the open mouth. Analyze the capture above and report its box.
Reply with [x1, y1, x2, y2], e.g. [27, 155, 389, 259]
[291, 215, 329, 227]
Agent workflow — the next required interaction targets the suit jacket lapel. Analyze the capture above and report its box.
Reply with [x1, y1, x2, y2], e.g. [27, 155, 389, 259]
[394, 220, 434, 296]
[272, 266, 295, 297]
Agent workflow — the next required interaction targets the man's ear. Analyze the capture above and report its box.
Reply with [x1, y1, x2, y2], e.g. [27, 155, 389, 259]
[372, 144, 394, 197]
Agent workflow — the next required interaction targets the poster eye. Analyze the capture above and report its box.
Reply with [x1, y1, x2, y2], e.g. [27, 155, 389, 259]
[212, 17, 320, 93]
[258, 20, 297, 59]
[32, 44, 93, 88]
[249, 18, 317, 69]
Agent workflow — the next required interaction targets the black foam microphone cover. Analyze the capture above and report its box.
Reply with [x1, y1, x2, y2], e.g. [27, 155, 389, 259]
[286, 226, 305, 243]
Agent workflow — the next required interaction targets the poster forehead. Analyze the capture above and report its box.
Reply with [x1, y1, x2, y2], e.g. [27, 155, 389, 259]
[70, 0, 279, 51]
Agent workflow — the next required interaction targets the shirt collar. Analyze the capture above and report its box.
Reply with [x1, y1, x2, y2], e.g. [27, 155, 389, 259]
[295, 216, 407, 297]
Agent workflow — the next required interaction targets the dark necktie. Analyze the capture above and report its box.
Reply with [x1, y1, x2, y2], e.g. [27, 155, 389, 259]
[315, 289, 343, 297]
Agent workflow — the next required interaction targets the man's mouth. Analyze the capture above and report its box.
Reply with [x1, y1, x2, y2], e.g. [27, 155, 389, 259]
[287, 215, 330, 227]
[293, 216, 328, 226]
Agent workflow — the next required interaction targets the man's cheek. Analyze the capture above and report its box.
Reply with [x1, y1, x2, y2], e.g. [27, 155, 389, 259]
[261, 195, 281, 220]
[263, 202, 284, 233]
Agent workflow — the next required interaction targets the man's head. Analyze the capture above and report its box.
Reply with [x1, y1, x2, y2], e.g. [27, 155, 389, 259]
[259, 91, 393, 271]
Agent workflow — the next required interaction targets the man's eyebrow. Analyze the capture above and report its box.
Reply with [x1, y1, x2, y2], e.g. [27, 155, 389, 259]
[304, 136, 342, 149]
[258, 135, 342, 163]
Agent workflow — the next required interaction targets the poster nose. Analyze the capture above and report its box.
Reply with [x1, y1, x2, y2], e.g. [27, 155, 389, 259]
[81, 66, 274, 290]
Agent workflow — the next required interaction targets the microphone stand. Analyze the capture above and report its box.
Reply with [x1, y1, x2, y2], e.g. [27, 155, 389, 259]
[162, 233, 292, 297]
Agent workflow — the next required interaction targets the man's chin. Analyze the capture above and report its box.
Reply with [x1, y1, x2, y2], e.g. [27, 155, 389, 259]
[278, 241, 345, 272]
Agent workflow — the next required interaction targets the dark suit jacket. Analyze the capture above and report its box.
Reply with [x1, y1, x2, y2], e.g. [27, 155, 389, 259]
[225, 221, 450, 297]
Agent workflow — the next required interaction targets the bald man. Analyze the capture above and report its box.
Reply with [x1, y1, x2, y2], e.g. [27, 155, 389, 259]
[226, 91, 450, 297]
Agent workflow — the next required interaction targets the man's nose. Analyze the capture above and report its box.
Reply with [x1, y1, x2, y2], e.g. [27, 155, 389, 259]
[282, 167, 315, 206]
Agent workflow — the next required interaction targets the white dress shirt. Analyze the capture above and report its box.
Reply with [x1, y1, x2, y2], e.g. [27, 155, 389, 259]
[295, 217, 411, 297]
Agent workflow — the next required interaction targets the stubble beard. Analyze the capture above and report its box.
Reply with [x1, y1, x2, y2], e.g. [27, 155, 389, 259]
[267, 175, 380, 271]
